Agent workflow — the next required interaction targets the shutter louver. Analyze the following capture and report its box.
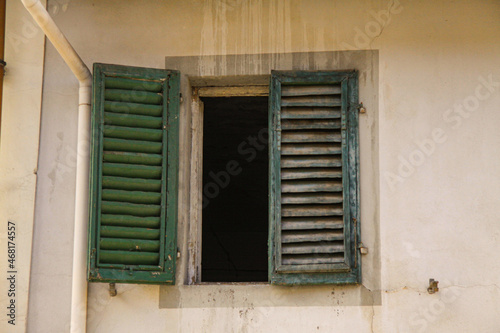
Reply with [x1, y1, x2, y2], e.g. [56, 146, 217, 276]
[269, 71, 360, 285]
[280, 83, 345, 268]
[88, 64, 179, 284]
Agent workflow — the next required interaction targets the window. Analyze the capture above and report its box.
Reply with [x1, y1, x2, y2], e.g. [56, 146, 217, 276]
[88, 64, 179, 284]
[87, 65, 360, 285]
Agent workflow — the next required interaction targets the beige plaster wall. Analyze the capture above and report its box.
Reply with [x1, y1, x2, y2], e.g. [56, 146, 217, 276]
[6, 0, 499, 332]
[0, 1, 46, 332]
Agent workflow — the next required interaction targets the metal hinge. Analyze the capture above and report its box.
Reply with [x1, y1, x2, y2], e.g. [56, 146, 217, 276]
[109, 283, 117, 297]
[274, 114, 281, 151]
[358, 102, 366, 113]
[358, 242, 369, 255]
[0, 59, 6, 76]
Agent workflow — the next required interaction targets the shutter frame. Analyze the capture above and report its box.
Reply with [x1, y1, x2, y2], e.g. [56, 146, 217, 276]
[88, 63, 179, 285]
[269, 70, 360, 285]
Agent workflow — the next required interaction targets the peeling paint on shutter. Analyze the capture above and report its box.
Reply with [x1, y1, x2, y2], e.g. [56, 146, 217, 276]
[88, 64, 179, 285]
[269, 71, 360, 285]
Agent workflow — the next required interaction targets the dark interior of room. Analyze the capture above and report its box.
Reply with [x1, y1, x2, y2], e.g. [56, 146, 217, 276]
[201, 96, 268, 282]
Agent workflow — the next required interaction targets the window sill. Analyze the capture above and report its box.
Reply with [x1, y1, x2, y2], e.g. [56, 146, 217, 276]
[159, 283, 378, 309]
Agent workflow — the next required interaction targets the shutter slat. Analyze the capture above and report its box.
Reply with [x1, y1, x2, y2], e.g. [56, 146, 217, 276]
[102, 189, 161, 205]
[103, 152, 162, 166]
[281, 217, 344, 230]
[281, 168, 342, 179]
[281, 143, 341, 155]
[281, 156, 342, 168]
[281, 180, 342, 193]
[105, 89, 163, 105]
[282, 243, 344, 254]
[102, 176, 161, 192]
[282, 230, 344, 243]
[281, 107, 341, 119]
[282, 193, 343, 204]
[281, 85, 341, 96]
[101, 226, 160, 240]
[282, 119, 341, 130]
[103, 125, 163, 142]
[281, 96, 341, 107]
[282, 131, 341, 143]
[104, 77, 162, 92]
[282, 255, 344, 265]
[99, 250, 159, 265]
[101, 201, 161, 217]
[102, 163, 162, 179]
[100, 238, 160, 252]
[101, 214, 160, 228]
[104, 101, 163, 117]
[281, 205, 343, 217]
[104, 112, 162, 129]
[103, 138, 162, 154]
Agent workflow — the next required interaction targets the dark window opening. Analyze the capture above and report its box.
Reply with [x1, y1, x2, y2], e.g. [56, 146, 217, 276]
[202, 96, 268, 282]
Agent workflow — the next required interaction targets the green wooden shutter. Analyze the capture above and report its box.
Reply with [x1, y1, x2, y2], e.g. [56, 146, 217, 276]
[88, 63, 179, 284]
[269, 70, 360, 285]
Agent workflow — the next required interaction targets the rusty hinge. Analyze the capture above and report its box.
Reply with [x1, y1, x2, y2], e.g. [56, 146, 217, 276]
[275, 114, 282, 151]
[0, 60, 6, 76]
[109, 283, 117, 297]
[358, 102, 366, 113]
[358, 242, 368, 255]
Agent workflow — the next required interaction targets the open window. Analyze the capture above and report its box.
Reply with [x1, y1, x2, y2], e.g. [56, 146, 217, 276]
[192, 70, 361, 285]
[87, 65, 360, 286]
[201, 96, 269, 282]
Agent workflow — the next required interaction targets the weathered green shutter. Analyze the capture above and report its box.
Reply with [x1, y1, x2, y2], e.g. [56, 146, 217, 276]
[88, 63, 179, 284]
[269, 70, 360, 285]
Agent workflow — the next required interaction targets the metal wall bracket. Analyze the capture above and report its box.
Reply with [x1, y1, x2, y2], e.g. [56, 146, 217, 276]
[109, 283, 117, 297]
[427, 278, 439, 294]
[358, 242, 369, 255]
[358, 102, 366, 113]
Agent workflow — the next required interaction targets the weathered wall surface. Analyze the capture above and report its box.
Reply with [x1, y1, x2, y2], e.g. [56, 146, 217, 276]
[4, 0, 499, 332]
[0, 1, 46, 332]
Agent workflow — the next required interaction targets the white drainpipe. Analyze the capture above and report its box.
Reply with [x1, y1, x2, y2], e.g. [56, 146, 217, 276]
[20, 1, 91, 332]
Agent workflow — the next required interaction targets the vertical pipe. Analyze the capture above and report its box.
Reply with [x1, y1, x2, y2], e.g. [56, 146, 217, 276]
[70, 84, 91, 333]
[19, 1, 92, 332]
